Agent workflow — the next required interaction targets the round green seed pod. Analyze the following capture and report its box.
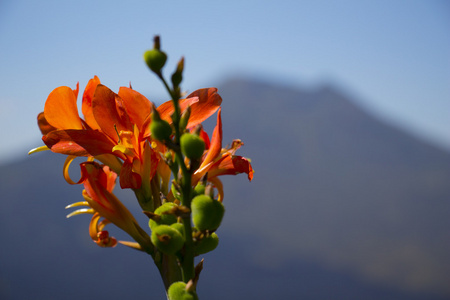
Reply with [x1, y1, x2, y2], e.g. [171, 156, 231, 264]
[171, 222, 185, 238]
[149, 202, 178, 230]
[143, 49, 167, 73]
[168, 281, 198, 300]
[180, 133, 205, 160]
[191, 195, 225, 231]
[151, 225, 184, 255]
[193, 182, 206, 196]
[150, 119, 172, 142]
[195, 232, 219, 255]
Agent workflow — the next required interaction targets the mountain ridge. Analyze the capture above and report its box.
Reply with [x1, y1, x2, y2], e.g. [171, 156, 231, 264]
[1, 77, 449, 299]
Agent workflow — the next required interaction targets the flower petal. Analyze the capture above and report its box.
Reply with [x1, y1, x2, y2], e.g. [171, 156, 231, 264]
[119, 159, 142, 189]
[37, 112, 57, 135]
[118, 87, 152, 131]
[44, 86, 83, 130]
[199, 109, 222, 170]
[157, 87, 222, 128]
[185, 88, 222, 128]
[82, 76, 101, 130]
[42, 129, 117, 156]
[92, 84, 133, 141]
[207, 155, 254, 181]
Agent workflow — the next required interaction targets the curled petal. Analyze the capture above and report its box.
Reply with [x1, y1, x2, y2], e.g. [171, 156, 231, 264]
[63, 155, 84, 185]
[89, 213, 117, 248]
[209, 177, 224, 203]
[207, 155, 254, 181]
[44, 86, 83, 130]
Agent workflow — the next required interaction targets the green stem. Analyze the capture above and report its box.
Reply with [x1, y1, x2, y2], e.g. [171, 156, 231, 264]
[159, 73, 196, 283]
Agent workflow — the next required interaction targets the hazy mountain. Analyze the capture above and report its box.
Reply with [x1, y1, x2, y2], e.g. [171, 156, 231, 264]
[1, 78, 449, 299]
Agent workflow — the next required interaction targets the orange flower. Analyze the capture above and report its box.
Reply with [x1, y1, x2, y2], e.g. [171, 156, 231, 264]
[193, 109, 254, 201]
[36, 77, 222, 190]
[67, 161, 152, 250]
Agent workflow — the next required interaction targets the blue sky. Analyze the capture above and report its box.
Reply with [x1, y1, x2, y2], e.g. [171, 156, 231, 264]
[0, 0, 449, 164]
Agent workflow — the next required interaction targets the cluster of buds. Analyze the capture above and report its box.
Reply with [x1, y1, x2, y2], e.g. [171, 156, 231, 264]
[30, 36, 253, 299]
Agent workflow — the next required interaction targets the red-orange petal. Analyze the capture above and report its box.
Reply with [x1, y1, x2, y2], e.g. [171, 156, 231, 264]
[119, 159, 142, 189]
[42, 129, 116, 156]
[118, 87, 152, 132]
[82, 76, 101, 130]
[92, 85, 133, 141]
[207, 155, 254, 181]
[37, 112, 57, 135]
[157, 88, 222, 128]
[199, 127, 211, 150]
[185, 88, 222, 128]
[44, 86, 83, 130]
[199, 109, 222, 169]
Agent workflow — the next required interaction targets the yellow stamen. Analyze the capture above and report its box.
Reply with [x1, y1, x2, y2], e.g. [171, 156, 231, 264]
[65, 201, 89, 209]
[28, 145, 50, 155]
[118, 241, 143, 251]
[66, 208, 95, 218]
[112, 130, 135, 156]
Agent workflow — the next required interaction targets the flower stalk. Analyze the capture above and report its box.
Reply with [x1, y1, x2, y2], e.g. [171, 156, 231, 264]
[30, 35, 253, 299]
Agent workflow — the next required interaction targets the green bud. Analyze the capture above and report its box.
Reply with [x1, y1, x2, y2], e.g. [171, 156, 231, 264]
[191, 195, 225, 231]
[171, 57, 184, 88]
[149, 202, 178, 230]
[171, 182, 182, 200]
[168, 281, 198, 300]
[180, 133, 205, 160]
[193, 182, 206, 197]
[179, 106, 191, 132]
[171, 222, 185, 238]
[144, 49, 167, 73]
[151, 225, 184, 255]
[150, 113, 172, 142]
[143, 36, 167, 74]
[195, 232, 219, 255]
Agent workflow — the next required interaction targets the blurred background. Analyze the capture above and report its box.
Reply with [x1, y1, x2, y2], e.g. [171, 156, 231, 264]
[1, 0, 449, 299]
